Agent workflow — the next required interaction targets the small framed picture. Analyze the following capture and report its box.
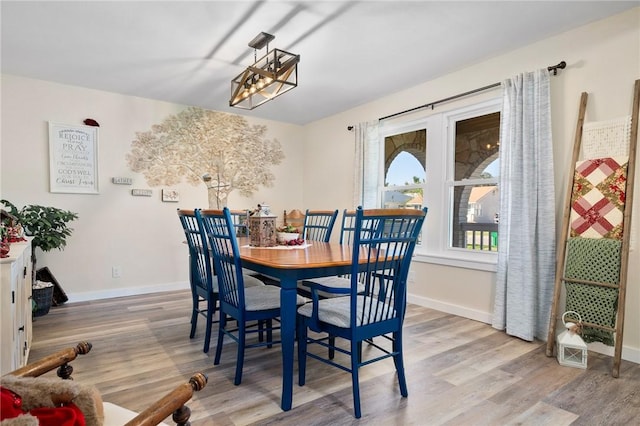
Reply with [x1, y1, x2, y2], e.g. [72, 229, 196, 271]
[162, 189, 179, 202]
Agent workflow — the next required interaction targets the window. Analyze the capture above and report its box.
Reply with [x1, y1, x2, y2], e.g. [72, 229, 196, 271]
[383, 130, 426, 209]
[377, 98, 501, 271]
[450, 111, 500, 252]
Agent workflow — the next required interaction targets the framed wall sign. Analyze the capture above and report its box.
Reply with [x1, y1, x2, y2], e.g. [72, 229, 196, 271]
[48, 122, 99, 194]
[162, 189, 180, 202]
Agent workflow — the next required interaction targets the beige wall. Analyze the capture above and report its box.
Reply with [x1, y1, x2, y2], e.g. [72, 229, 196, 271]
[2, 8, 638, 361]
[302, 8, 640, 361]
[1, 76, 305, 300]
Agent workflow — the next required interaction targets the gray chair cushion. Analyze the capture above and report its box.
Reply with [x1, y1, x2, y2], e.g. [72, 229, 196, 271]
[297, 295, 395, 328]
[212, 273, 264, 293]
[299, 276, 366, 298]
[245, 285, 306, 311]
[243, 274, 266, 288]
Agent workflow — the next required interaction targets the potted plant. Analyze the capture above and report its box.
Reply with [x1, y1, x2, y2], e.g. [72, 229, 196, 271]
[1, 200, 78, 308]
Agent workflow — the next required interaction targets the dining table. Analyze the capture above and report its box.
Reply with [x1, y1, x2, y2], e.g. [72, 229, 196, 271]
[236, 237, 361, 412]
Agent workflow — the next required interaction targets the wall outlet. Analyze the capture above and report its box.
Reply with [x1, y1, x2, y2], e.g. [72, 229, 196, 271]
[112, 266, 122, 278]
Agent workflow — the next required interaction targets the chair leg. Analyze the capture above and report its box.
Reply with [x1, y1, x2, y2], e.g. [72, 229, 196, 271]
[203, 301, 216, 353]
[393, 331, 408, 397]
[214, 314, 226, 365]
[328, 335, 336, 359]
[297, 318, 308, 386]
[189, 297, 199, 339]
[351, 340, 362, 419]
[266, 319, 273, 349]
[234, 321, 246, 385]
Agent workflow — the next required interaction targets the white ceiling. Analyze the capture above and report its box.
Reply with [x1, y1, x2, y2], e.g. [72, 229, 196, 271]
[1, 1, 637, 125]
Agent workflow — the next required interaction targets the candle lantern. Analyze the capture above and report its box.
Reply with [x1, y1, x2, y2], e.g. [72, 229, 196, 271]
[556, 311, 588, 369]
[248, 204, 277, 247]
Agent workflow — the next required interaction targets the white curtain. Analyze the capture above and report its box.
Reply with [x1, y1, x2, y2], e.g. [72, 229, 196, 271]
[353, 121, 380, 208]
[492, 69, 556, 341]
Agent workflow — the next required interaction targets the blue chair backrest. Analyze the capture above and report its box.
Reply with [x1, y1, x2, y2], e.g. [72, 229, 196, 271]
[196, 208, 246, 316]
[303, 209, 339, 242]
[229, 209, 250, 236]
[177, 209, 214, 296]
[349, 207, 427, 326]
[340, 210, 357, 245]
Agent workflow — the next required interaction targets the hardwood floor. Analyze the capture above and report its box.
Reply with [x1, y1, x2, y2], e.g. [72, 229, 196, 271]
[29, 290, 639, 425]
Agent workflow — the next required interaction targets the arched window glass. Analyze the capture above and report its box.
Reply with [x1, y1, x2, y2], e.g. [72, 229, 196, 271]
[382, 130, 426, 209]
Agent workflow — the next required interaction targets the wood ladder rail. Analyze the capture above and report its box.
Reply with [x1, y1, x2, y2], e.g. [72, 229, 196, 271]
[545, 79, 639, 378]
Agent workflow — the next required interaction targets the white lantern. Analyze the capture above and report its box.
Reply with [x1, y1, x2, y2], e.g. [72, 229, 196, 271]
[556, 311, 588, 369]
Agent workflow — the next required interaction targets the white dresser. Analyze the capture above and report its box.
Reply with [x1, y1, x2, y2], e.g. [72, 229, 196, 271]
[1, 239, 33, 375]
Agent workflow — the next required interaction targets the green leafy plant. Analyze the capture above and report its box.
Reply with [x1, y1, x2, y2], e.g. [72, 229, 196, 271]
[277, 224, 299, 233]
[1, 200, 78, 265]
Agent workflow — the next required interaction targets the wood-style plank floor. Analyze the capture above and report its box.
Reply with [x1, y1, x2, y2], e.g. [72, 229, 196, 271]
[29, 290, 640, 425]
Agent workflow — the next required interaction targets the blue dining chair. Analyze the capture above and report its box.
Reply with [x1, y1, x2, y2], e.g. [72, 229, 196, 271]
[301, 209, 339, 242]
[298, 210, 364, 359]
[177, 209, 218, 354]
[298, 210, 361, 299]
[297, 207, 427, 418]
[177, 209, 264, 353]
[197, 208, 306, 385]
[228, 209, 249, 237]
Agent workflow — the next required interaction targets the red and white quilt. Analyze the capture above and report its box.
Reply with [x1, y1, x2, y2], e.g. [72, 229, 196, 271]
[570, 157, 628, 239]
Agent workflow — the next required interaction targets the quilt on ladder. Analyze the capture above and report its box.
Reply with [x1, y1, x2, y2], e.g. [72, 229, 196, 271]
[570, 157, 628, 239]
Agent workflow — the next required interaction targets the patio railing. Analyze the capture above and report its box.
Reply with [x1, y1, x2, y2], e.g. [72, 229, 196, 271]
[460, 222, 498, 251]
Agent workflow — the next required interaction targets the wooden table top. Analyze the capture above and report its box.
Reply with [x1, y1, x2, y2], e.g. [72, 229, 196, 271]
[237, 237, 358, 270]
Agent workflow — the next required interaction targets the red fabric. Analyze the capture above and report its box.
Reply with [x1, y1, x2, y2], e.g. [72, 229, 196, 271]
[570, 156, 627, 239]
[1, 386, 86, 426]
[1, 387, 24, 420]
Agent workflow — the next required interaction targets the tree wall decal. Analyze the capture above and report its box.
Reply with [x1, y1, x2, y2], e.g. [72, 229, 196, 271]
[127, 107, 285, 208]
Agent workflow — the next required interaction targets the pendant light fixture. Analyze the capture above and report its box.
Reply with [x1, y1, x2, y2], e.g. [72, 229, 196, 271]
[229, 32, 300, 110]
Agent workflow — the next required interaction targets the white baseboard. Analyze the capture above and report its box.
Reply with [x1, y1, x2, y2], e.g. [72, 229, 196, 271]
[407, 292, 640, 365]
[407, 293, 493, 324]
[586, 341, 640, 364]
[67, 281, 189, 303]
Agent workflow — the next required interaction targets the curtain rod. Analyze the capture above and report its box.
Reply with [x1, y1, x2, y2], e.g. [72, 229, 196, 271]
[377, 60, 566, 122]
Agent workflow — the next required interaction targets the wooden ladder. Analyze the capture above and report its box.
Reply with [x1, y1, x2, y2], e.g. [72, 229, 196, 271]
[545, 79, 639, 377]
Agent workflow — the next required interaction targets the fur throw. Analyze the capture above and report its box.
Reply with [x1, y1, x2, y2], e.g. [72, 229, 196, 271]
[0, 413, 38, 426]
[1, 375, 104, 426]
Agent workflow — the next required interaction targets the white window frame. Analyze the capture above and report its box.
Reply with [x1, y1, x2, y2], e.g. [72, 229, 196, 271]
[378, 97, 501, 272]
